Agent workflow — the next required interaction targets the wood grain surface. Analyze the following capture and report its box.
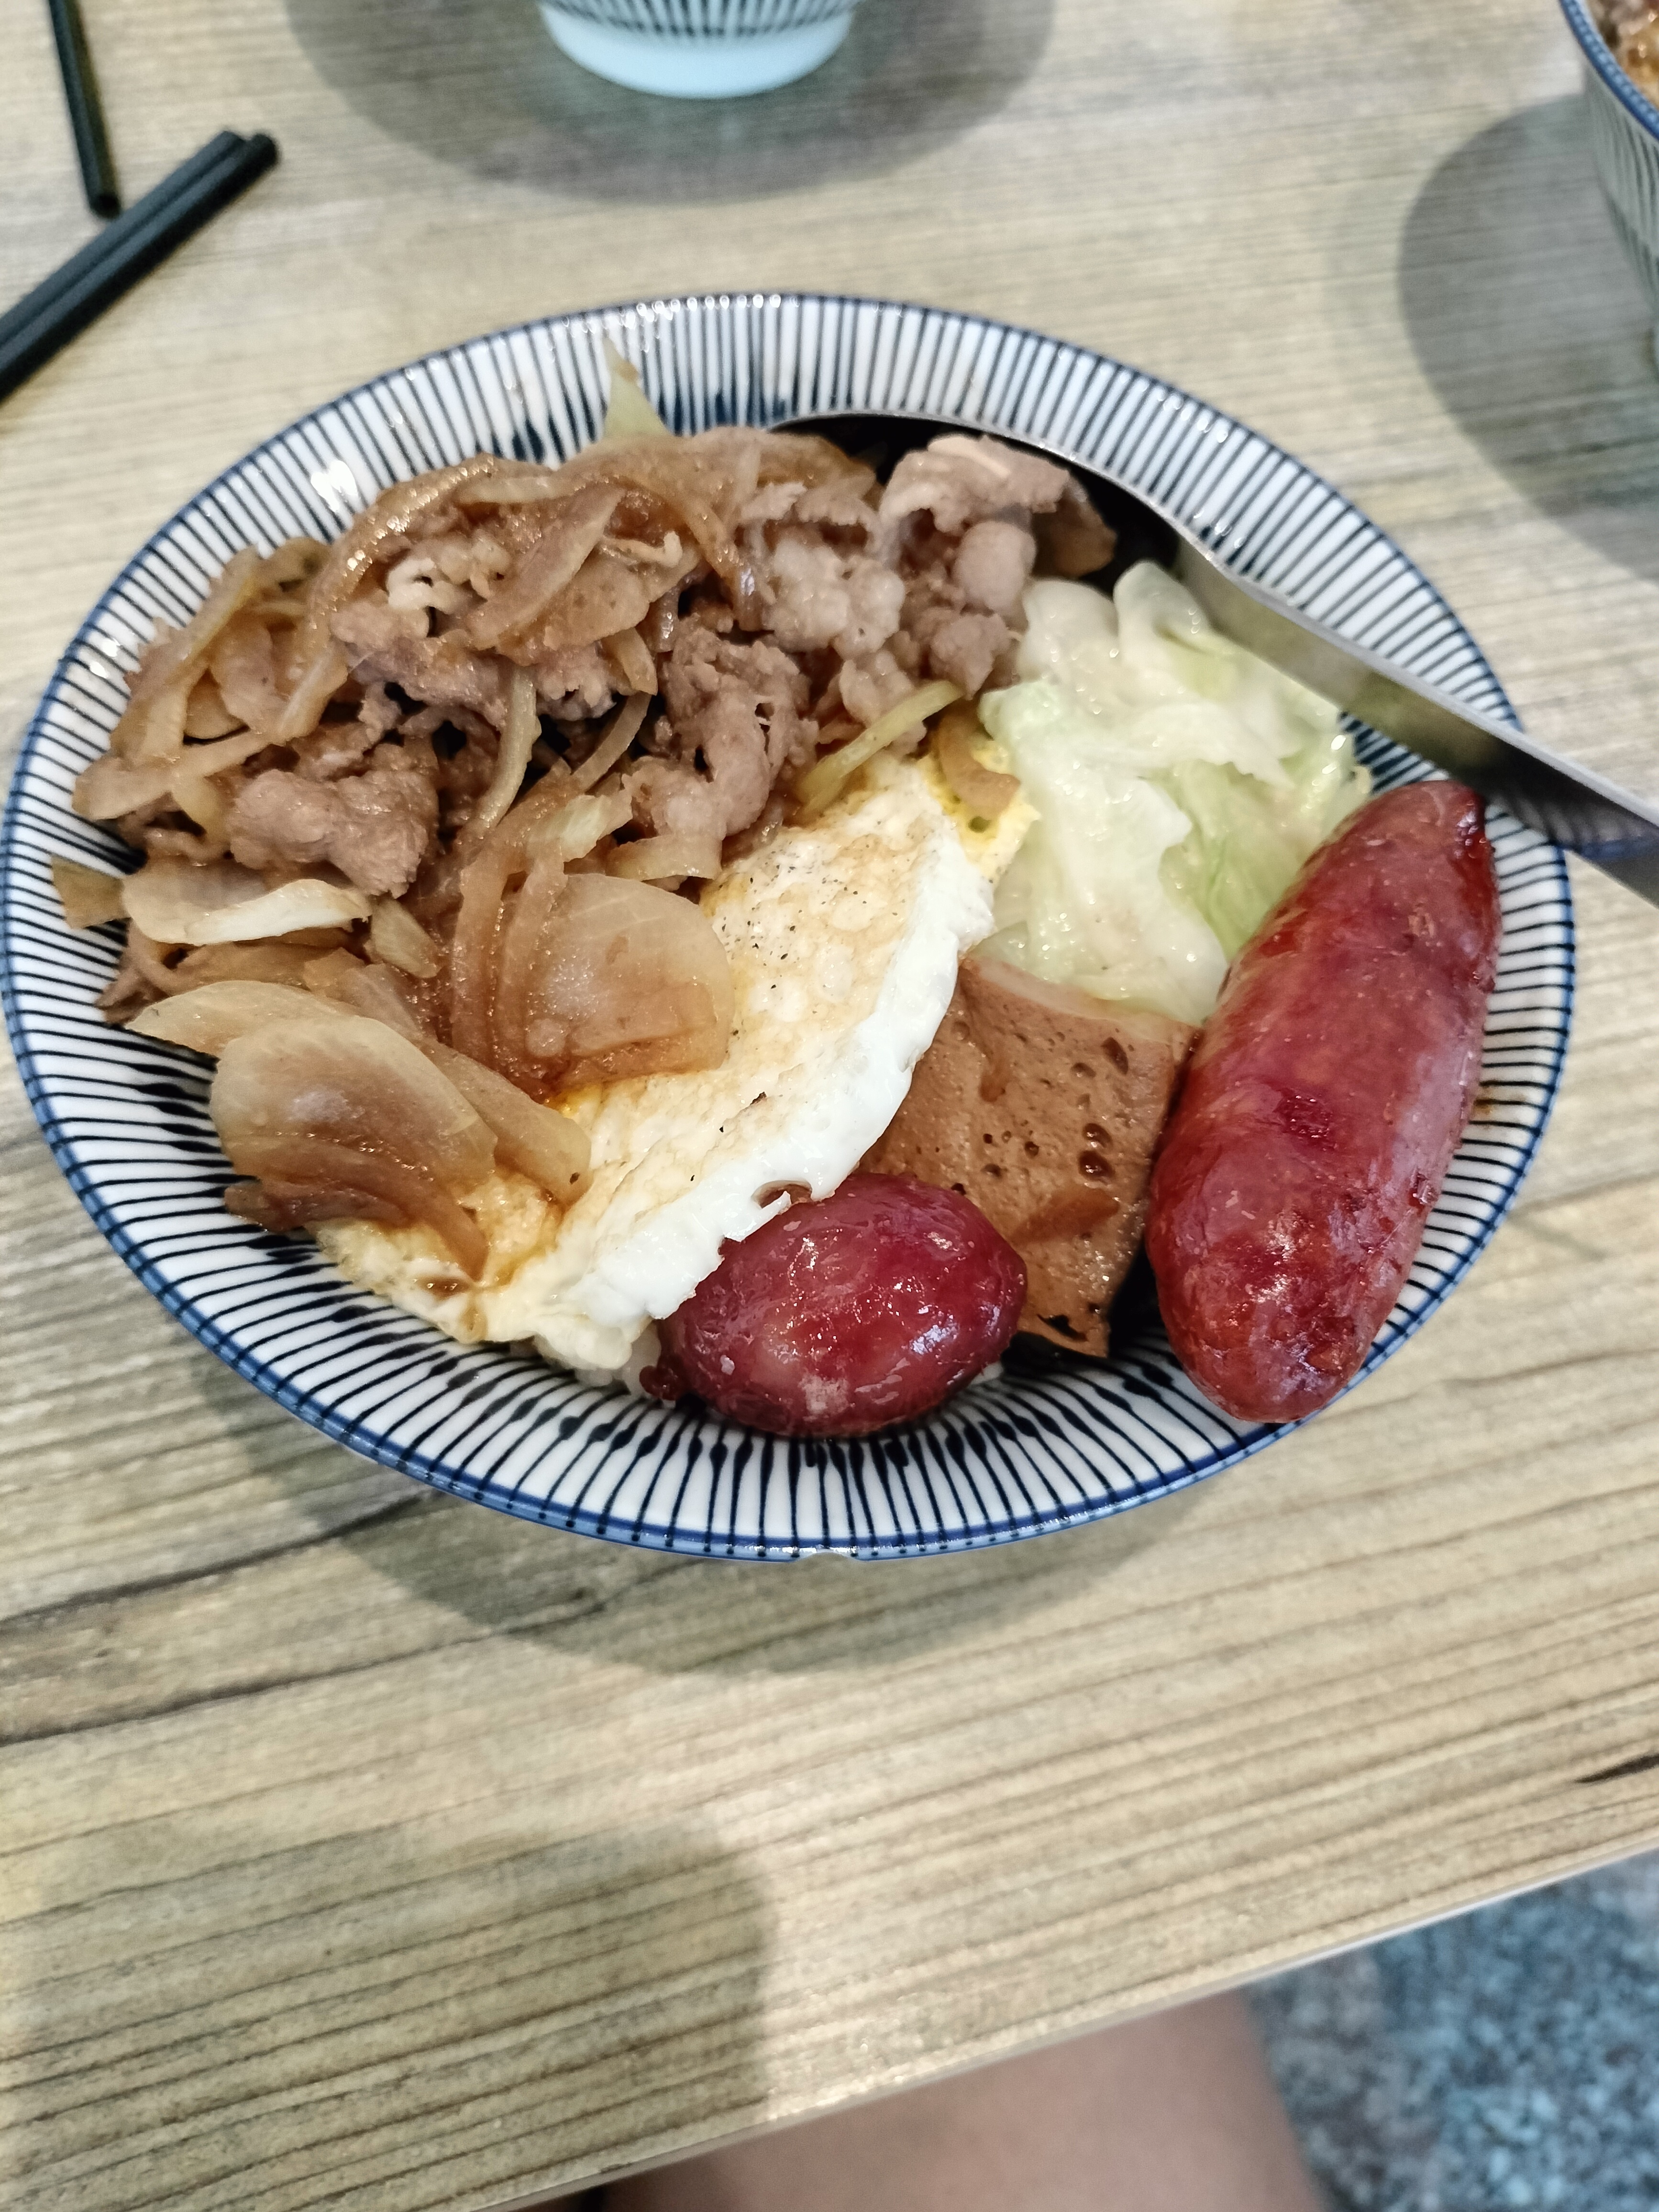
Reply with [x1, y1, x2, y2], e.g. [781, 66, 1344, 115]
[3, 2, 1658, 2207]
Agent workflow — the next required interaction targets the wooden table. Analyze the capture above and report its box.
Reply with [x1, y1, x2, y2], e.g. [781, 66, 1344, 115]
[5, 2, 1659, 2205]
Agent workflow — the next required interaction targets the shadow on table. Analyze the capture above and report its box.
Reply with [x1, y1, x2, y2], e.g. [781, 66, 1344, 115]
[74, 1264, 1203, 1681]
[323, 1455, 1202, 1678]
[1397, 95, 1659, 586]
[4, 1806, 772, 2209]
[284, 0, 1055, 206]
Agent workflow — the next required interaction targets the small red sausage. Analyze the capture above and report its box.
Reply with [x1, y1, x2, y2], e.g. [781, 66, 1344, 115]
[648, 1173, 1026, 1437]
[1144, 783, 1501, 1423]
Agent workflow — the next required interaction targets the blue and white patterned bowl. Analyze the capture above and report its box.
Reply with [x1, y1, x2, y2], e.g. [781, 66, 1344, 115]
[0, 295, 1574, 1559]
[537, 0, 862, 98]
[1560, 0, 1659, 364]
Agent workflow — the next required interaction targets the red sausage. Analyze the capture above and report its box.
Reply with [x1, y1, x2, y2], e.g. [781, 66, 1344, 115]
[648, 1173, 1026, 1437]
[1144, 783, 1501, 1423]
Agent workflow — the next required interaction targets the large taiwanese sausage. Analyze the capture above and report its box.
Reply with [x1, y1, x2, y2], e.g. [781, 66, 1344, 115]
[1145, 783, 1501, 1423]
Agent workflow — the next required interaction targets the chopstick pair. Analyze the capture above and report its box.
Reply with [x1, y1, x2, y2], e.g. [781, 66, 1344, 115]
[0, 130, 278, 404]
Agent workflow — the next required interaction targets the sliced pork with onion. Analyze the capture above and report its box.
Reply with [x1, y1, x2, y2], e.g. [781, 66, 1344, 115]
[59, 405, 1123, 1327]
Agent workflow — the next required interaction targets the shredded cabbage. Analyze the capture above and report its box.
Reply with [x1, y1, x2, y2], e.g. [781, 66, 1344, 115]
[977, 567, 1368, 1024]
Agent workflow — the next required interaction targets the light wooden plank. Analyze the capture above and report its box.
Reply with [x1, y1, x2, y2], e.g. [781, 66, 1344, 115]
[3, 1, 1658, 2207]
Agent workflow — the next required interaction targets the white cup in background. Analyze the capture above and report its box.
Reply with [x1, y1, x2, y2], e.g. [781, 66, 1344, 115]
[537, 0, 863, 98]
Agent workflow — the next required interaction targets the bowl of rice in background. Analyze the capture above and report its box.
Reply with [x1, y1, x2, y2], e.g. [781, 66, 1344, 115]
[536, 0, 864, 98]
[1561, 0, 1659, 364]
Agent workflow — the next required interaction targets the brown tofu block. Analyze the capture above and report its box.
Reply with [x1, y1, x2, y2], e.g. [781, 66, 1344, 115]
[864, 956, 1196, 1355]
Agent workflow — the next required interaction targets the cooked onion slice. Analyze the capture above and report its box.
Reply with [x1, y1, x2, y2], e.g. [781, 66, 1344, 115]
[304, 951, 425, 1034]
[519, 550, 653, 657]
[171, 941, 320, 990]
[122, 859, 372, 945]
[258, 538, 329, 591]
[211, 1017, 495, 1275]
[558, 441, 742, 596]
[491, 790, 631, 1077]
[425, 1041, 590, 1198]
[112, 550, 265, 765]
[606, 831, 722, 883]
[130, 980, 346, 1056]
[933, 701, 1020, 820]
[492, 818, 569, 1084]
[369, 897, 440, 979]
[135, 980, 586, 1207]
[124, 926, 188, 997]
[209, 611, 287, 734]
[552, 786, 633, 860]
[168, 761, 231, 847]
[183, 674, 243, 739]
[450, 473, 572, 508]
[274, 645, 350, 746]
[601, 342, 671, 442]
[449, 777, 608, 1068]
[571, 693, 649, 792]
[795, 681, 962, 819]
[224, 1166, 406, 1234]
[448, 835, 516, 1067]
[73, 725, 272, 825]
[51, 857, 127, 929]
[521, 874, 734, 1088]
[226, 1139, 487, 1275]
[603, 628, 658, 697]
[465, 668, 541, 846]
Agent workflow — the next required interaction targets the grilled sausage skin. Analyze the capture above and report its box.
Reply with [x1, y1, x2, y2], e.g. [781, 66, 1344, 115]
[1145, 783, 1502, 1423]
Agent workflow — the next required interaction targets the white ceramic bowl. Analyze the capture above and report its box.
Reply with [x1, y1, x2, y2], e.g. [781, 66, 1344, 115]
[537, 0, 862, 98]
[1560, 0, 1659, 366]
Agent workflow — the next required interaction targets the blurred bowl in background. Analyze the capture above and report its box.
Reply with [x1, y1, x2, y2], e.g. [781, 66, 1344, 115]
[1560, 0, 1659, 365]
[537, 0, 862, 98]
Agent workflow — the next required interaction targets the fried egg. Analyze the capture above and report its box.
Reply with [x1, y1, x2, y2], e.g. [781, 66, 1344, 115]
[317, 750, 1029, 1374]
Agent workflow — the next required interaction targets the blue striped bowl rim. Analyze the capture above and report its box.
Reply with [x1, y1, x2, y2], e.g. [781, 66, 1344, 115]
[0, 293, 1574, 1559]
[1559, 0, 1659, 139]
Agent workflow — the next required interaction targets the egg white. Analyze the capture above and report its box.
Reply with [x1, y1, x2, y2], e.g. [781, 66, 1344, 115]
[317, 750, 1021, 1374]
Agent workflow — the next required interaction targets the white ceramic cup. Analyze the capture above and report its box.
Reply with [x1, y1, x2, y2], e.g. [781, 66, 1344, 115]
[537, 0, 862, 98]
[1559, 0, 1659, 370]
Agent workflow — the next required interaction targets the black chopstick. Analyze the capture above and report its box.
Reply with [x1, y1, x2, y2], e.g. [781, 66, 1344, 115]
[0, 132, 244, 352]
[0, 130, 278, 403]
[47, 0, 119, 217]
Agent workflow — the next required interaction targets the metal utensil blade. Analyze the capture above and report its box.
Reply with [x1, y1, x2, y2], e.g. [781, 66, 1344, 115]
[778, 409, 1659, 907]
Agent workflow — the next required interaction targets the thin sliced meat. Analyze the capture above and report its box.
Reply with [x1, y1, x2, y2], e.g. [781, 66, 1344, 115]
[878, 435, 1075, 545]
[510, 548, 654, 660]
[627, 628, 816, 845]
[952, 520, 1037, 616]
[915, 608, 1013, 698]
[227, 748, 438, 897]
[332, 598, 512, 727]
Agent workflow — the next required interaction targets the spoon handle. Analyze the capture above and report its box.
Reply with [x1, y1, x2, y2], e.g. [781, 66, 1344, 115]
[1174, 548, 1659, 907]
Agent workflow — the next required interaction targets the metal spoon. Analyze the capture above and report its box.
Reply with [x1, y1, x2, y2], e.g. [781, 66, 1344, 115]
[780, 410, 1659, 907]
